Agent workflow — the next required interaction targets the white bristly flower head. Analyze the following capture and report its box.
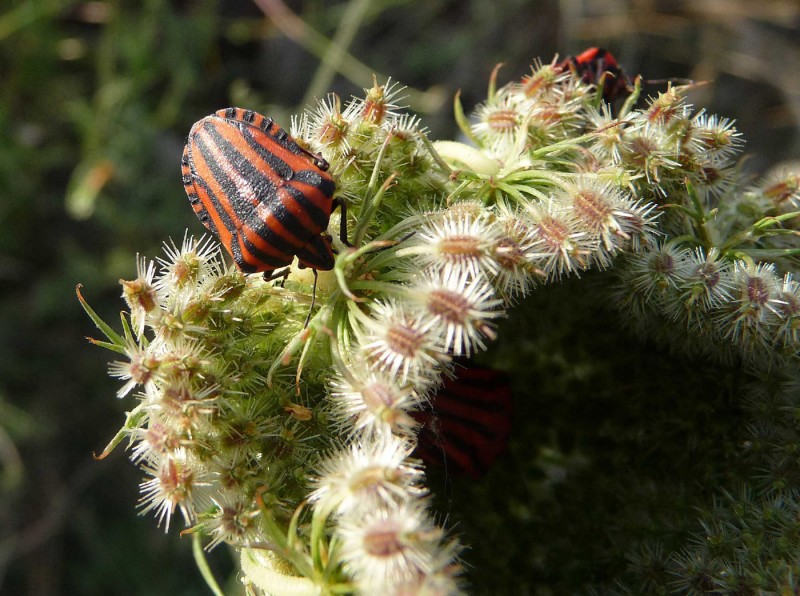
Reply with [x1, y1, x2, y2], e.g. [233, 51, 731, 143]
[490, 201, 546, 300]
[407, 271, 504, 357]
[156, 234, 221, 299]
[138, 449, 211, 531]
[584, 103, 631, 164]
[773, 274, 800, 352]
[344, 77, 407, 127]
[687, 111, 743, 163]
[759, 169, 800, 211]
[357, 298, 450, 385]
[204, 491, 262, 550]
[625, 242, 691, 305]
[524, 198, 594, 279]
[310, 433, 426, 516]
[336, 499, 445, 590]
[472, 88, 524, 155]
[397, 208, 502, 282]
[328, 365, 428, 438]
[721, 261, 782, 356]
[304, 93, 350, 152]
[108, 337, 163, 398]
[558, 180, 646, 267]
[668, 248, 734, 327]
[119, 255, 158, 339]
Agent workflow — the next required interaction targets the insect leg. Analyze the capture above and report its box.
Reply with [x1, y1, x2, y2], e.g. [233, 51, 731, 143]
[303, 270, 318, 329]
[331, 197, 351, 247]
[263, 267, 291, 286]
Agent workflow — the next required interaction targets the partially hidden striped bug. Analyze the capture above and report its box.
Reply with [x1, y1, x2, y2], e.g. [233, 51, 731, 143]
[557, 47, 632, 106]
[181, 107, 346, 278]
[413, 361, 513, 479]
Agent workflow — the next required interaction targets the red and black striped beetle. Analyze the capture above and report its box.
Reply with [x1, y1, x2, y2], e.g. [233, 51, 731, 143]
[558, 47, 632, 105]
[181, 107, 343, 276]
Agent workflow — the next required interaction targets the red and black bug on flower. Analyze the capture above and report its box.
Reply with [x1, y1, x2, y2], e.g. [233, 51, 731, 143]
[558, 47, 633, 105]
[413, 361, 513, 479]
[181, 107, 346, 278]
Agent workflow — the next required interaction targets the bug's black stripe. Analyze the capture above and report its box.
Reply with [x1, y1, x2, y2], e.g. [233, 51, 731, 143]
[240, 232, 292, 270]
[238, 127, 332, 223]
[194, 128, 302, 256]
[427, 405, 500, 441]
[440, 429, 494, 470]
[203, 123, 320, 247]
[293, 168, 336, 198]
[193, 175, 289, 271]
[436, 387, 511, 413]
[280, 182, 331, 231]
[187, 163, 239, 243]
[237, 122, 294, 179]
[448, 366, 507, 385]
[425, 424, 487, 474]
[188, 196, 220, 237]
[291, 169, 337, 211]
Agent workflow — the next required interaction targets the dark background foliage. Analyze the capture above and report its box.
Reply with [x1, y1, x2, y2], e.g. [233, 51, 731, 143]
[1, 1, 798, 594]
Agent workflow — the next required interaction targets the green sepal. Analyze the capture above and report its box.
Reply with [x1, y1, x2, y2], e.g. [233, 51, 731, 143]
[453, 89, 480, 147]
[76, 284, 127, 352]
[93, 403, 146, 460]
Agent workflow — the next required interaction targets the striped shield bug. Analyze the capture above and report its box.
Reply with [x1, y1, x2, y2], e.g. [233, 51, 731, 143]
[413, 361, 513, 479]
[181, 107, 345, 277]
[558, 47, 632, 105]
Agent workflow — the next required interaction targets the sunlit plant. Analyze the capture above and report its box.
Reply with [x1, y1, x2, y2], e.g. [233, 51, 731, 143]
[80, 52, 799, 594]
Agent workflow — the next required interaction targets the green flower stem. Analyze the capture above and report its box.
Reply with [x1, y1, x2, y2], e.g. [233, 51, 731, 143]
[192, 532, 225, 596]
[266, 302, 333, 388]
[619, 75, 643, 117]
[256, 496, 315, 580]
[417, 132, 454, 177]
[309, 501, 329, 575]
[352, 173, 397, 250]
[720, 211, 800, 253]
[346, 279, 408, 297]
[240, 548, 321, 596]
[453, 90, 481, 146]
[352, 142, 394, 248]
[346, 299, 375, 329]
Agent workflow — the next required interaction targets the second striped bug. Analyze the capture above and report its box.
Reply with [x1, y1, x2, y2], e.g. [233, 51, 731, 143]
[181, 107, 347, 278]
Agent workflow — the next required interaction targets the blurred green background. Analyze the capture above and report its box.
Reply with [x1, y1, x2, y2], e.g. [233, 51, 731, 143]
[1, 1, 798, 594]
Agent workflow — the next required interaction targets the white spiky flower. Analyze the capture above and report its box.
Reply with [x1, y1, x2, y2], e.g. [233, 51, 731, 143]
[356, 298, 450, 385]
[328, 365, 428, 438]
[119, 255, 158, 339]
[407, 271, 504, 357]
[204, 491, 262, 550]
[310, 433, 426, 517]
[524, 198, 594, 279]
[138, 449, 212, 531]
[721, 261, 783, 355]
[336, 500, 444, 589]
[397, 209, 501, 281]
[156, 234, 221, 298]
